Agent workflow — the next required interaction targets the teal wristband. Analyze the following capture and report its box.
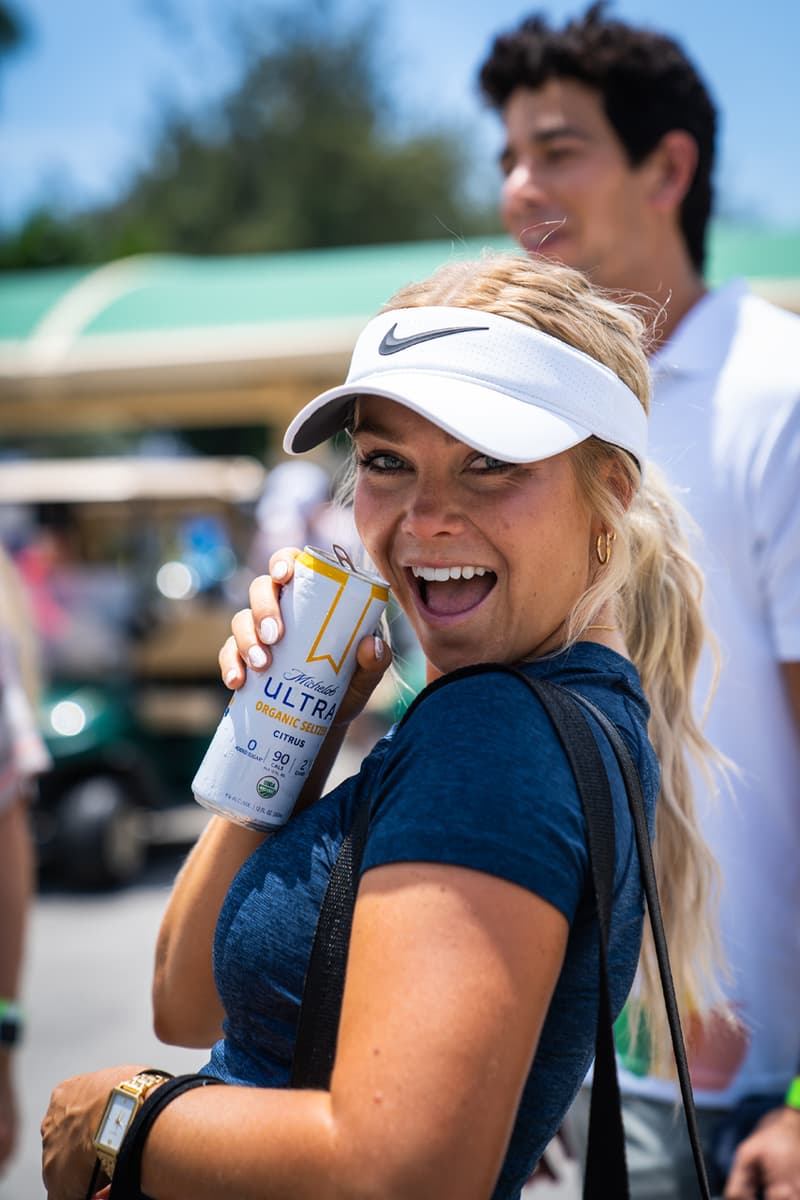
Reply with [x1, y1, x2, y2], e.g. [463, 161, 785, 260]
[0, 999, 24, 1048]
[785, 1076, 800, 1111]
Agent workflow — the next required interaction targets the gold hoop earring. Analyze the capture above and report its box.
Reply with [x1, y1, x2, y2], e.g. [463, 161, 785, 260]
[596, 530, 616, 565]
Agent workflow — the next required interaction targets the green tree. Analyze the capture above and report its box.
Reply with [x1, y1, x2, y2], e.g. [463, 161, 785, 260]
[0, 1, 25, 58]
[0, 4, 497, 267]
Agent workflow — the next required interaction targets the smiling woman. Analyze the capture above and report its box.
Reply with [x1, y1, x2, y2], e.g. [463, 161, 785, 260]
[351, 401, 595, 671]
[42, 253, 724, 1200]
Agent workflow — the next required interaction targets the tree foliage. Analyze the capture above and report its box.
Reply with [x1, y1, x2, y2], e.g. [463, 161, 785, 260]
[1, 5, 497, 268]
[0, 1, 25, 56]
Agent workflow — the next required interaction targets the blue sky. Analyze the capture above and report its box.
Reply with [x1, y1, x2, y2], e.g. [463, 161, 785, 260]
[1, 0, 798, 231]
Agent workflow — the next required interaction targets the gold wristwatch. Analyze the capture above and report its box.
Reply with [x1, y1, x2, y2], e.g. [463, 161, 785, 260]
[92, 1070, 172, 1179]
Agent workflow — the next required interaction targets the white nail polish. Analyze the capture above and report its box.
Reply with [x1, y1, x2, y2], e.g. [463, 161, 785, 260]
[225, 669, 239, 687]
[374, 635, 384, 661]
[272, 559, 289, 581]
[248, 645, 268, 669]
[260, 617, 279, 645]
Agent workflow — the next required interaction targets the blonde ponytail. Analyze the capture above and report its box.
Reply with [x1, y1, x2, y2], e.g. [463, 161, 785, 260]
[570, 444, 726, 1072]
[625, 471, 728, 1072]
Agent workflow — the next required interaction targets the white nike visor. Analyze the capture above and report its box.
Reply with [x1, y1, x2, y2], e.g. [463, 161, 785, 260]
[283, 306, 647, 470]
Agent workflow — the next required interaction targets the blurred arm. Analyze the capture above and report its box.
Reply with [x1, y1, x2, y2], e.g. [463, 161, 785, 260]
[0, 791, 35, 1168]
[780, 661, 800, 733]
[724, 1105, 800, 1200]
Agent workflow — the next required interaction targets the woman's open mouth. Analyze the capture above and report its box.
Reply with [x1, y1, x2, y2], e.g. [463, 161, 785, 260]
[408, 564, 497, 618]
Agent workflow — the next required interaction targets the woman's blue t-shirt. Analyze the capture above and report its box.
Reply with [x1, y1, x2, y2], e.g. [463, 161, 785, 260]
[204, 643, 659, 1200]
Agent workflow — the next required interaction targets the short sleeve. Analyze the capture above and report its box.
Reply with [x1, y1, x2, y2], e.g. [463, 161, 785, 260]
[361, 672, 590, 923]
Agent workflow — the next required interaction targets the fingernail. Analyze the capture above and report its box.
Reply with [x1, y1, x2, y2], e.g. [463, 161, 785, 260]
[225, 668, 239, 687]
[374, 635, 384, 661]
[260, 617, 279, 645]
[272, 559, 289, 581]
[248, 645, 268, 669]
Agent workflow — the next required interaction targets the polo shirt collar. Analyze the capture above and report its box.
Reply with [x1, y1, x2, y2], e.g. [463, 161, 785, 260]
[650, 279, 749, 378]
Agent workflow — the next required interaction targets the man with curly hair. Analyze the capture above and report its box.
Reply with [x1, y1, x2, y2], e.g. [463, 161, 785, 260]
[479, 6, 800, 1199]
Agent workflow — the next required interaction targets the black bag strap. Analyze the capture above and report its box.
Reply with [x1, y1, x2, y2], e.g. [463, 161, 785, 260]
[291, 663, 710, 1200]
[290, 790, 371, 1088]
[95, 1074, 227, 1200]
[511, 671, 628, 1199]
[554, 682, 712, 1199]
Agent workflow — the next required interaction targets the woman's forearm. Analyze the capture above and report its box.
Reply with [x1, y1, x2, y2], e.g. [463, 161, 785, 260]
[141, 1085, 344, 1200]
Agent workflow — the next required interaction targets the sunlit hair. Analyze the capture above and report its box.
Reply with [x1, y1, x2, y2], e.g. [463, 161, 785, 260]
[340, 251, 725, 1072]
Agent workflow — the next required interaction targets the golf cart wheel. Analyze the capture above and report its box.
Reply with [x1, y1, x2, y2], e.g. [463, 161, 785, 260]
[58, 776, 147, 889]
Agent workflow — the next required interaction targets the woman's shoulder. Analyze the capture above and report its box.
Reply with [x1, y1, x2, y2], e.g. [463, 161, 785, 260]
[362, 652, 634, 921]
[359, 644, 657, 921]
[393, 644, 649, 755]
[389, 661, 574, 771]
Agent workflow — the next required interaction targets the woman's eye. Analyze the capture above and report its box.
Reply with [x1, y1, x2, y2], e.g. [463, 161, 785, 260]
[357, 451, 406, 473]
[468, 454, 512, 472]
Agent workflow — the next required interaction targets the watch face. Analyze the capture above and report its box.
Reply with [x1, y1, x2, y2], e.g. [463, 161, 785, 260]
[98, 1091, 137, 1153]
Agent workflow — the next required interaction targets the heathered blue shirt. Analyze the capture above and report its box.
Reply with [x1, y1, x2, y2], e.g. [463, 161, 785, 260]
[204, 643, 658, 1199]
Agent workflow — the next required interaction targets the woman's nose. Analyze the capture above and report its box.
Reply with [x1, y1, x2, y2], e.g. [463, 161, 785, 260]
[401, 479, 466, 539]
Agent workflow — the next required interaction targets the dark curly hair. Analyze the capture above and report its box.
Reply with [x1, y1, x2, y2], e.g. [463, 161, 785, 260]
[479, 2, 717, 272]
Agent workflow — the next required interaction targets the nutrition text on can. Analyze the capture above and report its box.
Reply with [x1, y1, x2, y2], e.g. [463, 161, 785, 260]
[192, 545, 389, 831]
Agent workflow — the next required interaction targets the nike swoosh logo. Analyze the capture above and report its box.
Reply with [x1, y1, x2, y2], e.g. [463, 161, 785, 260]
[378, 323, 489, 355]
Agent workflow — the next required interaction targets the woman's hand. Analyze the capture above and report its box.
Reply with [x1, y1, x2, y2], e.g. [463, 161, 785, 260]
[218, 548, 392, 728]
[41, 1063, 144, 1200]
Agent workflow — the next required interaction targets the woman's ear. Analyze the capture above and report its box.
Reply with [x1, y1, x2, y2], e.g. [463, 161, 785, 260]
[601, 455, 636, 513]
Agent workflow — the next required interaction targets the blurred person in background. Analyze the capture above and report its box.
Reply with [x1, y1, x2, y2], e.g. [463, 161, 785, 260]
[479, 6, 800, 1198]
[248, 460, 357, 573]
[0, 545, 50, 1173]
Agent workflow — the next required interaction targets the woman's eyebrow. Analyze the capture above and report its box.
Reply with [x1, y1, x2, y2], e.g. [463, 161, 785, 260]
[352, 414, 459, 446]
[351, 415, 391, 439]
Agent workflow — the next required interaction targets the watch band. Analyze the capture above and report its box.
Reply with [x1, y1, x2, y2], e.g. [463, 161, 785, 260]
[0, 999, 23, 1048]
[93, 1069, 173, 1181]
[109, 1075, 226, 1200]
[785, 1076, 800, 1111]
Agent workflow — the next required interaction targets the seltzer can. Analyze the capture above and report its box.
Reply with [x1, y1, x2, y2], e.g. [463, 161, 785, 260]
[192, 545, 390, 830]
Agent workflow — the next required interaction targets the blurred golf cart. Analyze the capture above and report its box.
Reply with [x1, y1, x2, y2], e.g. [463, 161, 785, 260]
[2, 453, 266, 888]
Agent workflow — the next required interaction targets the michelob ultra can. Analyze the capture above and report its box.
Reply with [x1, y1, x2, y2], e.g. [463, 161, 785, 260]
[192, 545, 389, 831]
